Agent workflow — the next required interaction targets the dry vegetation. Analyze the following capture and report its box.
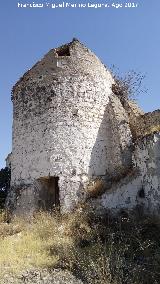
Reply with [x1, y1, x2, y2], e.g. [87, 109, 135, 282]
[144, 125, 160, 136]
[111, 69, 147, 102]
[85, 179, 105, 198]
[0, 207, 160, 283]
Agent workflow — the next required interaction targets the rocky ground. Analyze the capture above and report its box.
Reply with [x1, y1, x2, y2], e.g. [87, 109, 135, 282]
[1, 269, 84, 284]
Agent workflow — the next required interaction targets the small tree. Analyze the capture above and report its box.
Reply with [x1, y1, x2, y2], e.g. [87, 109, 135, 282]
[0, 167, 11, 208]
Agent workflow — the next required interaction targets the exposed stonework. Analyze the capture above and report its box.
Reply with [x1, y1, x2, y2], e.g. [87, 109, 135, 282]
[6, 38, 160, 216]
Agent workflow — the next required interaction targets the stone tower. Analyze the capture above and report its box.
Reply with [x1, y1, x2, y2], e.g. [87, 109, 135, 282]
[8, 39, 133, 215]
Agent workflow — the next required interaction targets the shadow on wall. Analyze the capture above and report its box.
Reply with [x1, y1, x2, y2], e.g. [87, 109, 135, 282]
[88, 96, 133, 183]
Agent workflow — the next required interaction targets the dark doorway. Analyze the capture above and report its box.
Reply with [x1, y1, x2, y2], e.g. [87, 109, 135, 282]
[37, 176, 60, 211]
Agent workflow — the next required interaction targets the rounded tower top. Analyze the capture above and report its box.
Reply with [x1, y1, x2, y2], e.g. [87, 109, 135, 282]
[12, 39, 113, 98]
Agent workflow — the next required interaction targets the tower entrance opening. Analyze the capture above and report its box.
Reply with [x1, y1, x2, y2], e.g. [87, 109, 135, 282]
[37, 176, 60, 211]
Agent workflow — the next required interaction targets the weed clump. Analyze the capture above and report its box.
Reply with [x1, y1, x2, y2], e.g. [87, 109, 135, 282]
[86, 179, 105, 198]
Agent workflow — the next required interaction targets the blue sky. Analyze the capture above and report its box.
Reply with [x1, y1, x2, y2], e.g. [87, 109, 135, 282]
[0, 0, 160, 168]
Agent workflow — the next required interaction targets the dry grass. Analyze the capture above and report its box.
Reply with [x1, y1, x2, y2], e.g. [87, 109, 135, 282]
[0, 209, 93, 278]
[144, 125, 160, 136]
[0, 213, 59, 277]
[0, 208, 160, 283]
[131, 123, 160, 138]
[86, 179, 105, 198]
[0, 209, 7, 223]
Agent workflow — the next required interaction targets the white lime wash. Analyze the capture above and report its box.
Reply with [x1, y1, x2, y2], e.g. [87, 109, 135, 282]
[6, 39, 160, 216]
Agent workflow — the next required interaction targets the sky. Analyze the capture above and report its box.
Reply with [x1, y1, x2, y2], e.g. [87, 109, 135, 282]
[0, 0, 160, 168]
